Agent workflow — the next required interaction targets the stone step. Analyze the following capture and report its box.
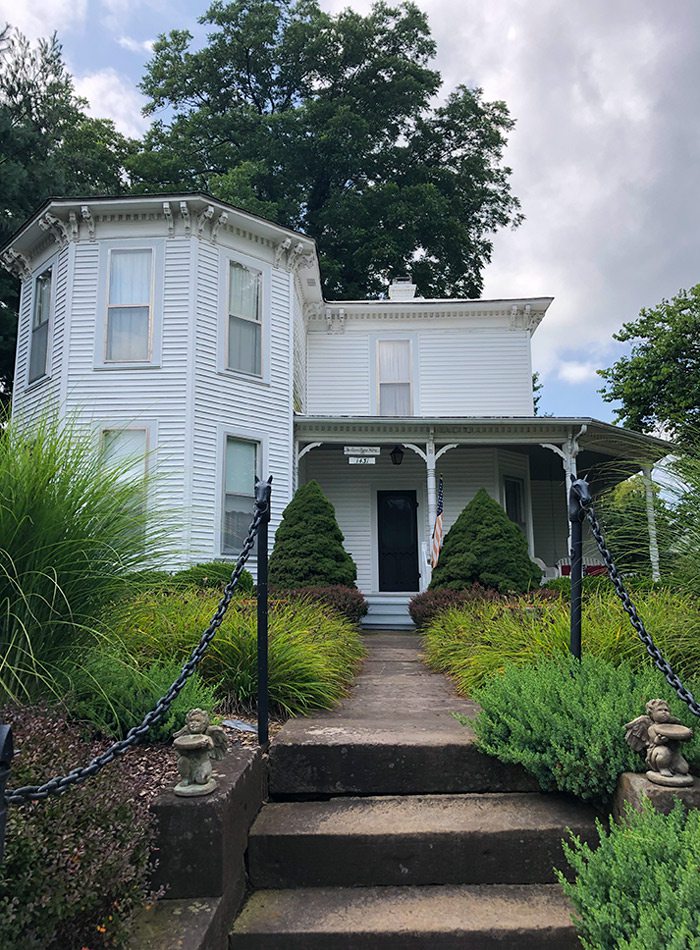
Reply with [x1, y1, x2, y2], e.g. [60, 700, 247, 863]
[229, 883, 579, 949]
[248, 792, 596, 888]
[269, 718, 538, 796]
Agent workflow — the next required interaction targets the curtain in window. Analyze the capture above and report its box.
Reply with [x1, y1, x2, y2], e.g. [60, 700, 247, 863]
[109, 250, 151, 305]
[29, 268, 52, 382]
[228, 262, 261, 375]
[223, 438, 258, 552]
[102, 429, 147, 481]
[107, 250, 152, 361]
[378, 340, 411, 415]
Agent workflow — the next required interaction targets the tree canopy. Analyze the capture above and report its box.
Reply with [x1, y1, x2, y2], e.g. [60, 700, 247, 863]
[0, 27, 134, 395]
[598, 284, 700, 445]
[131, 0, 522, 299]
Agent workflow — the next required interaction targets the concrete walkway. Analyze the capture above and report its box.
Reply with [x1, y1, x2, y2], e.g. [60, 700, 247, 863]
[231, 631, 594, 948]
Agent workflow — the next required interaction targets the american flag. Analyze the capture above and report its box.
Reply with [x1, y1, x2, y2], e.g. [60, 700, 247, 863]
[431, 475, 444, 568]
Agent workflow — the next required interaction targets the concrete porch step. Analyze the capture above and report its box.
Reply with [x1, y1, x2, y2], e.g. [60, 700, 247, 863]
[248, 792, 596, 888]
[229, 883, 579, 949]
[269, 717, 539, 796]
[363, 594, 414, 628]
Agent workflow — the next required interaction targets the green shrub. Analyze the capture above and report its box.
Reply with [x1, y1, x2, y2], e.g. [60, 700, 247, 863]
[543, 574, 675, 600]
[0, 708, 152, 949]
[269, 480, 357, 588]
[472, 654, 700, 803]
[172, 562, 255, 592]
[273, 585, 368, 623]
[429, 488, 541, 593]
[112, 592, 365, 715]
[423, 588, 700, 693]
[66, 647, 217, 741]
[559, 801, 700, 948]
[0, 416, 167, 702]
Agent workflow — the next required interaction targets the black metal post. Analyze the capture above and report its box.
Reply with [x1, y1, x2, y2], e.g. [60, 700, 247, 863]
[0, 724, 14, 862]
[256, 478, 272, 747]
[568, 479, 590, 660]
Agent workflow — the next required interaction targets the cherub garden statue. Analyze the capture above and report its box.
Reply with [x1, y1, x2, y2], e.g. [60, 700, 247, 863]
[172, 708, 227, 797]
[624, 699, 694, 787]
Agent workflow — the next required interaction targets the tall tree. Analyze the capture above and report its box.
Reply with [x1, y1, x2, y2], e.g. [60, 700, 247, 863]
[132, 0, 522, 298]
[0, 27, 134, 396]
[598, 284, 700, 445]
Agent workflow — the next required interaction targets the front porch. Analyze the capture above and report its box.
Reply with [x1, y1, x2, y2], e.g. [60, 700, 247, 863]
[294, 416, 670, 625]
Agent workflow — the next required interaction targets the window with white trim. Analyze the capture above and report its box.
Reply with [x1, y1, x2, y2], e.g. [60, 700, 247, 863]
[223, 436, 258, 553]
[378, 340, 411, 415]
[227, 261, 262, 376]
[106, 249, 153, 362]
[101, 428, 148, 480]
[29, 266, 52, 382]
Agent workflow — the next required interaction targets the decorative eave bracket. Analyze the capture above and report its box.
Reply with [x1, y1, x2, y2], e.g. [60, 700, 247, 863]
[0, 249, 31, 280]
[38, 212, 70, 248]
[326, 308, 346, 334]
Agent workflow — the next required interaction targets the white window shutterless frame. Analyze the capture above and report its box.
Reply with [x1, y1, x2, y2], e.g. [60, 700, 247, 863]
[222, 436, 260, 554]
[101, 427, 149, 479]
[94, 240, 165, 369]
[218, 249, 270, 383]
[28, 264, 53, 384]
[377, 339, 412, 415]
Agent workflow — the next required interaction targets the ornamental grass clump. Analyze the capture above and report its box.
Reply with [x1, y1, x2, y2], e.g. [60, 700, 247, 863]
[472, 654, 700, 803]
[112, 592, 365, 715]
[423, 588, 700, 693]
[429, 488, 541, 593]
[269, 480, 357, 588]
[559, 801, 700, 948]
[0, 415, 168, 702]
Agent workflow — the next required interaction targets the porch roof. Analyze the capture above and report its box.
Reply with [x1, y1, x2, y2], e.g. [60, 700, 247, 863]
[294, 415, 672, 462]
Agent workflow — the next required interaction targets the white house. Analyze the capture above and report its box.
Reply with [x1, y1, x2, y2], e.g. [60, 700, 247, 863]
[1, 193, 669, 625]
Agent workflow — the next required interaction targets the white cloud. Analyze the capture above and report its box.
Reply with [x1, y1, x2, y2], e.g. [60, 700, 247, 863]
[558, 361, 600, 385]
[118, 35, 155, 55]
[74, 68, 149, 138]
[0, 0, 87, 38]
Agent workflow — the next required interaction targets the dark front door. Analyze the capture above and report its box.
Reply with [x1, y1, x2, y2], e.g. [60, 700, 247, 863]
[377, 490, 419, 592]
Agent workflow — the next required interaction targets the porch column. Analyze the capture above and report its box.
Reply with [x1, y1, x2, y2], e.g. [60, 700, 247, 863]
[541, 425, 587, 557]
[642, 464, 661, 581]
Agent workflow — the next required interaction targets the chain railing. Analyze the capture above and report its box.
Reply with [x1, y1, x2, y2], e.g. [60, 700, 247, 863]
[1, 477, 273, 823]
[568, 477, 700, 717]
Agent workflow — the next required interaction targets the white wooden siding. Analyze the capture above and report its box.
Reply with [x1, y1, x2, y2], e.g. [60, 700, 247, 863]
[306, 323, 534, 416]
[189, 242, 294, 569]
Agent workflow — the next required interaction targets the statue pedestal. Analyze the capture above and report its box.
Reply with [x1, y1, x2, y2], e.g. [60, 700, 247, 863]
[614, 771, 700, 820]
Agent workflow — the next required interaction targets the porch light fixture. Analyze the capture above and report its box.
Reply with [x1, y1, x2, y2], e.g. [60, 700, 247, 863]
[390, 445, 404, 466]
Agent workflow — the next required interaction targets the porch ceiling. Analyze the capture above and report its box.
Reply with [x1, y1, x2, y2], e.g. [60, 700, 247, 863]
[294, 416, 672, 463]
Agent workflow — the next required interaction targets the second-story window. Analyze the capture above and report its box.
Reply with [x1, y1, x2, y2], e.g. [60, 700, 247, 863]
[106, 249, 153, 362]
[29, 266, 52, 383]
[378, 340, 411, 415]
[228, 261, 262, 376]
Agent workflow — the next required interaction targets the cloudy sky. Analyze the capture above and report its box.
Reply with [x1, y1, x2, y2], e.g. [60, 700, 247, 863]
[2, 0, 698, 420]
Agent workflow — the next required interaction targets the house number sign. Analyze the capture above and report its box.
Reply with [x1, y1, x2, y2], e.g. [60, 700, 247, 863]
[343, 446, 380, 456]
[348, 457, 376, 465]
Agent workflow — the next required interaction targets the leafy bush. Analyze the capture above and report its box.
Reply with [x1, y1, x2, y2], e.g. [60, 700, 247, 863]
[66, 647, 217, 741]
[472, 654, 700, 803]
[429, 488, 541, 593]
[559, 801, 700, 947]
[172, 562, 255, 593]
[543, 574, 674, 600]
[274, 585, 368, 623]
[0, 708, 152, 949]
[0, 416, 167, 702]
[112, 592, 365, 715]
[423, 588, 700, 693]
[269, 480, 357, 588]
[409, 584, 504, 628]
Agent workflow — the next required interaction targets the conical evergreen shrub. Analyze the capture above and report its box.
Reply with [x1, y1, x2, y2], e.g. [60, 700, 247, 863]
[269, 480, 357, 588]
[429, 488, 541, 593]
